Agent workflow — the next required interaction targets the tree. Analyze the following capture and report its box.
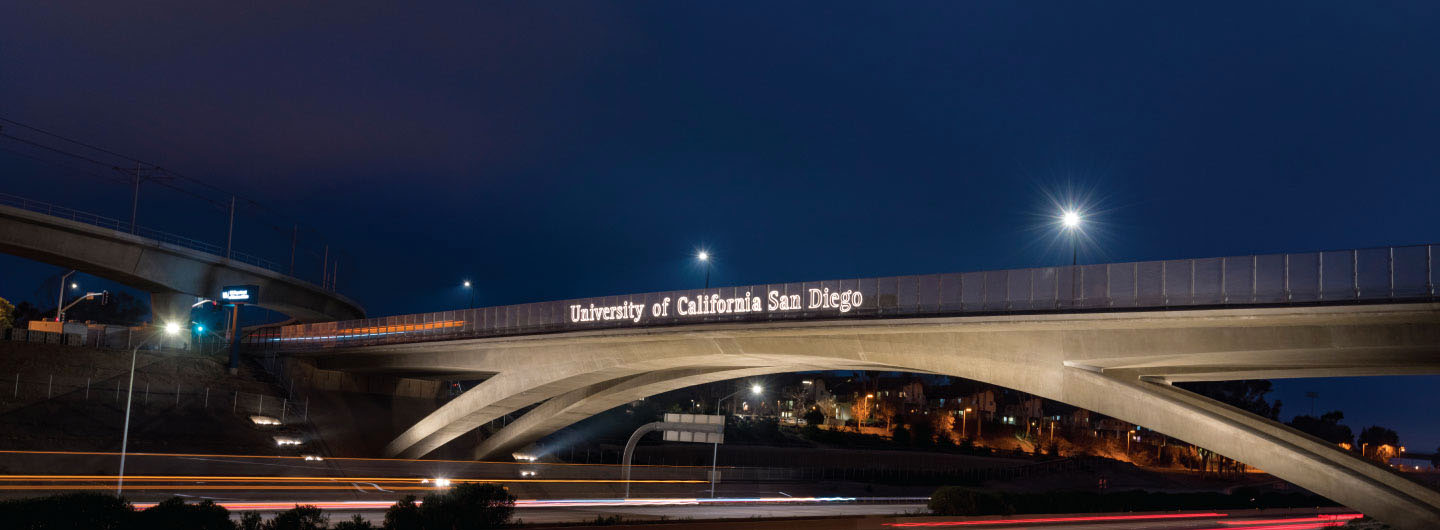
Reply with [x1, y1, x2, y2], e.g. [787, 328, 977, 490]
[1357, 426, 1400, 460]
[910, 419, 936, 447]
[1177, 380, 1282, 419]
[849, 399, 872, 429]
[421, 483, 515, 529]
[0, 296, 13, 329]
[383, 495, 422, 530]
[9, 301, 44, 327]
[135, 497, 235, 530]
[802, 407, 825, 427]
[891, 425, 912, 445]
[875, 398, 900, 431]
[239, 513, 264, 530]
[333, 514, 374, 530]
[1287, 411, 1354, 446]
[263, 505, 327, 530]
[932, 411, 955, 441]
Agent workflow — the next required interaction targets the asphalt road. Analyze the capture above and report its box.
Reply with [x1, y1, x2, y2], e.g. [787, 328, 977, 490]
[0, 451, 1365, 528]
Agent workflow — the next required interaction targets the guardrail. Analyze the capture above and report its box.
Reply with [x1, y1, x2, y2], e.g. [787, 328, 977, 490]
[2, 192, 298, 284]
[259, 244, 1438, 351]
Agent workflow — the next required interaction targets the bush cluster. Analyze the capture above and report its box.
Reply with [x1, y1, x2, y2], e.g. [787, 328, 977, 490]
[0, 483, 515, 530]
[927, 486, 1335, 516]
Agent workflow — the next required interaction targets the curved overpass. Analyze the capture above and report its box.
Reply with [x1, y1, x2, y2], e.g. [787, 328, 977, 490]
[275, 245, 1440, 528]
[0, 199, 363, 323]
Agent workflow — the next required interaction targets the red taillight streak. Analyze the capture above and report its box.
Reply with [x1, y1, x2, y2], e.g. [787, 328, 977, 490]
[884, 512, 1229, 527]
[1218, 514, 1362, 525]
[1194, 522, 1348, 530]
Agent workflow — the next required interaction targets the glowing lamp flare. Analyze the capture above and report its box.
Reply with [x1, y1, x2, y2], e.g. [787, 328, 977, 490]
[1061, 210, 1081, 229]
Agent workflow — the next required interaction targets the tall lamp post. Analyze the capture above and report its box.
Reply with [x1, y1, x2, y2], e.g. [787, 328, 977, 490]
[118, 322, 181, 497]
[1061, 210, 1082, 302]
[462, 280, 475, 309]
[710, 383, 761, 498]
[697, 251, 711, 289]
[55, 270, 78, 322]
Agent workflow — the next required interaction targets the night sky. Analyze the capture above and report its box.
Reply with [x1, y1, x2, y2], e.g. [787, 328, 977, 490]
[2, 2, 1437, 452]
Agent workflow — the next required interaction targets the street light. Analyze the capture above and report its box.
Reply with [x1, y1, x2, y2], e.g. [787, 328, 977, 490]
[117, 322, 181, 497]
[697, 251, 711, 289]
[707, 382, 762, 499]
[462, 280, 475, 309]
[1060, 209, 1082, 302]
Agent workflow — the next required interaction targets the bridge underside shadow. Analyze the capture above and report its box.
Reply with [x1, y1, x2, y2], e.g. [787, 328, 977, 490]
[317, 304, 1440, 529]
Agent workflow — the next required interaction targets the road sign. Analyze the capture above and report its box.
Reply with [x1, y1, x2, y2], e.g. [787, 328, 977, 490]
[220, 284, 260, 304]
[661, 413, 724, 443]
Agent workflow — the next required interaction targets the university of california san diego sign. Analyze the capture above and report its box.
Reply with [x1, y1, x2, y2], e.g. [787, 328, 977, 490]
[569, 287, 864, 324]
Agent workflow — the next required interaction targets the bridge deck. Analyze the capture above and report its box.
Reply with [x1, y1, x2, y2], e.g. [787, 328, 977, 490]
[260, 244, 1438, 350]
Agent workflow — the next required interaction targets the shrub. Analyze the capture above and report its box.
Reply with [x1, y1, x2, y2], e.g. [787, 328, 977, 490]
[421, 483, 516, 529]
[0, 492, 134, 530]
[891, 425, 912, 445]
[383, 495, 423, 530]
[240, 512, 264, 530]
[264, 504, 328, 530]
[927, 487, 1014, 516]
[334, 514, 375, 529]
[136, 497, 236, 530]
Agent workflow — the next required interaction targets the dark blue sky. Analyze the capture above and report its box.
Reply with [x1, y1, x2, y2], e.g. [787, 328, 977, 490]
[2, 2, 1437, 451]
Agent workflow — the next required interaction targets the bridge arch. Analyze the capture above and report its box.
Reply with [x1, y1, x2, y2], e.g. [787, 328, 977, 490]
[353, 304, 1440, 529]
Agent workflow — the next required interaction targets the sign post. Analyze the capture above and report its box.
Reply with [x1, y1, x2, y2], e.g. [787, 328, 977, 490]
[219, 285, 259, 374]
[621, 413, 724, 498]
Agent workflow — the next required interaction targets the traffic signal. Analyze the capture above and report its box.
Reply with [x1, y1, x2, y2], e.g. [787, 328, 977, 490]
[100, 291, 111, 306]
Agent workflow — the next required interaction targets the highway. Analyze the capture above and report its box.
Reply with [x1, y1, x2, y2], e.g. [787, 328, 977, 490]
[0, 451, 1365, 528]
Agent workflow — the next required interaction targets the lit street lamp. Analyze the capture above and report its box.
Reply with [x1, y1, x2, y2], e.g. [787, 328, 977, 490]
[709, 383, 761, 499]
[1060, 209, 1082, 302]
[55, 270, 77, 322]
[462, 280, 475, 309]
[118, 322, 181, 497]
[697, 251, 711, 289]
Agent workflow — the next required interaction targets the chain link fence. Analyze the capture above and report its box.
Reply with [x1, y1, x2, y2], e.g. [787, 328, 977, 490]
[0, 371, 305, 421]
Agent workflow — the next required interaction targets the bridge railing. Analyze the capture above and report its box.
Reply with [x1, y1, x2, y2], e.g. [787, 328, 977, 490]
[258, 244, 1438, 350]
[2, 192, 289, 281]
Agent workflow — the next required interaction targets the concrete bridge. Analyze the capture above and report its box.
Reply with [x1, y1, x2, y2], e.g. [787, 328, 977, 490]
[0, 195, 363, 324]
[270, 245, 1440, 528]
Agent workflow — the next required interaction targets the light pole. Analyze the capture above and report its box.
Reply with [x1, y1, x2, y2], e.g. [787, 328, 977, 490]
[697, 251, 711, 289]
[710, 383, 761, 498]
[118, 321, 180, 497]
[961, 408, 971, 438]
[462, 280, 475, 309]
[1061, 210, 1082, 303]
[55, 270, 77, 322]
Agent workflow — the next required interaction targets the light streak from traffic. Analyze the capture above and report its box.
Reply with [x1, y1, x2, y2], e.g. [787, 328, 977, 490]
[884, 512, 1231, 527]
[0, 449, 711, 468]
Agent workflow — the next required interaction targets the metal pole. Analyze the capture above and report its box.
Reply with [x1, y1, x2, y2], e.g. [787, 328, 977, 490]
[321, 245, 329, 287]
[55, 270, 75, 322]
[204, 387, 209, 408]
[710, 441, 719, 498]
[290, 225, 298, 275]
[225, 195, 235, 259]
[129, 164, 141, 234]
[704, 262, 710, 290]
[47, 374, 52, 399]
[118, 343, 142, 497]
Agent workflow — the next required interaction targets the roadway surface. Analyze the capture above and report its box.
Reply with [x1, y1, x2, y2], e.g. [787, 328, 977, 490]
[0, 451, 1365, 528]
